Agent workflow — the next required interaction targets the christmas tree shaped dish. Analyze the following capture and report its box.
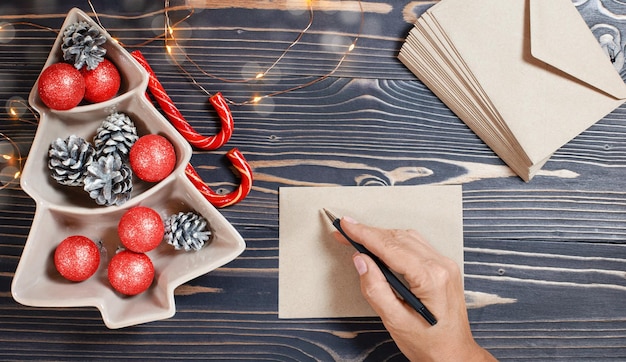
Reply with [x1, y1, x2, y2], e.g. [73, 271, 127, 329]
[11, 8, 245, 329]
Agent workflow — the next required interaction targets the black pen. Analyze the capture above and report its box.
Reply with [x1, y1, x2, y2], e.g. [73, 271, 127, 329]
[322, 208, 438, 326]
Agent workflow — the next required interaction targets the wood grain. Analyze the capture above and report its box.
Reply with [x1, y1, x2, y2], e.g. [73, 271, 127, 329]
[1, 0, 626, 360]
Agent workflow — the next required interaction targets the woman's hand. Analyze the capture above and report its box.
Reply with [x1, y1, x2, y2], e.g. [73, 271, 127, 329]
[333, 216, 497, 362]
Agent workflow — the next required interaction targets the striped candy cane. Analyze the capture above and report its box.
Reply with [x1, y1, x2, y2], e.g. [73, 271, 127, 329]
[131, 50, 233, 150]
[185, 148, 253, 208]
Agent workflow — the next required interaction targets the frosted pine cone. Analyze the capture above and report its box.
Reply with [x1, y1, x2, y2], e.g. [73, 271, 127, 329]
[83, 153, 132, 206]
[94, 112, 138, 159]
[48, 135, 95, 186]
[164, 212, 212, 251]
[61, 21, 106, 70]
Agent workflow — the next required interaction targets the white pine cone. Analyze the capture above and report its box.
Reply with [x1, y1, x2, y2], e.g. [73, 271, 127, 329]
[61, 21, 106, 70]
[94, 112, 138, 159]
[83, 153, 133, 206]
[48, 135, 95, 186]
[164, 212, 212, 251]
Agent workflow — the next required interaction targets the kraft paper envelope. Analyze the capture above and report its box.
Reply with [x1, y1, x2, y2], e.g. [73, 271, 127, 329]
[399, 0, 626, 181]
[278, 185, 463, 319]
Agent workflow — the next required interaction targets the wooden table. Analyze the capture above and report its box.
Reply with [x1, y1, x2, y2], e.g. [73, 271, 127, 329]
[1, 1, 625, 360]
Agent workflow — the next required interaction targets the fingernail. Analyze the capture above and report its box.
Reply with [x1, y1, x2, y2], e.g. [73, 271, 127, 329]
[353, 254, 368, 275]
[343, 216, 359, 224]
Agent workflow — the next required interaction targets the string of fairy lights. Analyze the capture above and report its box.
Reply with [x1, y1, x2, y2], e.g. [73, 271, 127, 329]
[0, 97, 36, 189]
[162, 0, 364, 106]
[0, 0, 364, 187]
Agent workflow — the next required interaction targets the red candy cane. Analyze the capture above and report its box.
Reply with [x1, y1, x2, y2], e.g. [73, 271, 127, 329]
[131, 50, 252, 207]
[131, 50, 233, 150]
[185, 148, 253, 208]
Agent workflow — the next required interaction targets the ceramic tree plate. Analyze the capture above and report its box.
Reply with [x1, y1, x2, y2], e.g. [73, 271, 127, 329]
[11, 8, 245, 329]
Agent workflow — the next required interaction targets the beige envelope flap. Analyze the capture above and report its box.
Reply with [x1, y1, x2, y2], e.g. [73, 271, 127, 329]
[529, 0, 626, 100]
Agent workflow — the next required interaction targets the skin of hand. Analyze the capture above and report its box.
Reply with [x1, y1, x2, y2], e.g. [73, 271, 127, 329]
[333, 216, 497, 362]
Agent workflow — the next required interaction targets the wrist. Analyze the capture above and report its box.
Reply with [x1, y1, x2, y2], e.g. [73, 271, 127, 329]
[464, 342, 497, 362]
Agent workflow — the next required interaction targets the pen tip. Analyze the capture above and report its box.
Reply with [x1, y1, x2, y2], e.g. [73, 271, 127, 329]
[322, 208, 337, 222]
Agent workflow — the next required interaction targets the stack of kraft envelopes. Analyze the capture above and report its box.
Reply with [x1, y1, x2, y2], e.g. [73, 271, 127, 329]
[399, 0, 626, 181]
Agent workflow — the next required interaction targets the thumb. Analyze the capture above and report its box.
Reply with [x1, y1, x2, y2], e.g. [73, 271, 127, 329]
[353, 253, 414, 323]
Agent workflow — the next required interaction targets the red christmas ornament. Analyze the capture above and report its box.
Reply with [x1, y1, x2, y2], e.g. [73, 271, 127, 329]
[81, 58, 121, 104]
[129, 134, 176, 182]
[54, 235, 100, 282]
[38, 62, 85, 110]
[107, 250, 154, 296]
[118, 206, 164, 253]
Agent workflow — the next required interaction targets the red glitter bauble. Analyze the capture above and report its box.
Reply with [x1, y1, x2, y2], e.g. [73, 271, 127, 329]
[107, 250, 154, 296]
[118, 206, 164, 253]
[81, 59, 121, 104]
[129, 134, 176, 182]
[54, 235, 100, 282]
[38, 62, 85, 110]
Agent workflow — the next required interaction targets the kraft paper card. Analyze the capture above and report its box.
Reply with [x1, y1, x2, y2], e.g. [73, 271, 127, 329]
[399, 0, 626, 181]
[278, 185, 463, 319]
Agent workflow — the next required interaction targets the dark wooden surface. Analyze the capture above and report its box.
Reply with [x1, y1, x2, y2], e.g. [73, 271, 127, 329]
[1, 0, 626, 360]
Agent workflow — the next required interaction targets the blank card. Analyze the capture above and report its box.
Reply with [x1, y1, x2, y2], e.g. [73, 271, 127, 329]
[278, 185, 464, 319]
